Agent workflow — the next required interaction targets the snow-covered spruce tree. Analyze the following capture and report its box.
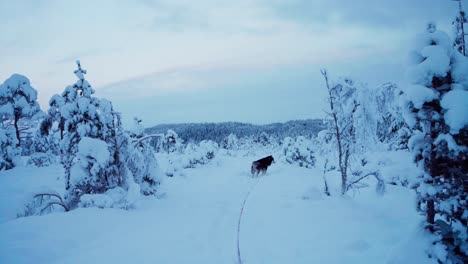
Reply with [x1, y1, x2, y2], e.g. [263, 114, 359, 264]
[254, 131, 271, 146]
[0, 74, 42, 146]
[60, 61, 129, 207]
[127, 117, 161, 195]
[221, 133, 239, 150]
[404, 23, 467, 262]
[320, 70, 384, 195]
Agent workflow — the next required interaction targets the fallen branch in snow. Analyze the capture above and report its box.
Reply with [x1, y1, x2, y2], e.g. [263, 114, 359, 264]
[34, 193, 69, 213]
[346, 171, 385, 195]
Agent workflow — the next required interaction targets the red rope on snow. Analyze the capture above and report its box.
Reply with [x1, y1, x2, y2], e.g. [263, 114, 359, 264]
[237, 178, 260, 264]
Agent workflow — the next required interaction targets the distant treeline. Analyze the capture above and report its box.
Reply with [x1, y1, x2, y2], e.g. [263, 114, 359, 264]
[145, 119, 326, 144]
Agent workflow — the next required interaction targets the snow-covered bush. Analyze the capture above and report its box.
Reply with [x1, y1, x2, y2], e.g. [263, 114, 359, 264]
[0, 126, 19, 170]
[27, 152, 53, 167]
[182, 140, 218, 168]
[403, 23, 468, 262]
[281, 136, 315, 168]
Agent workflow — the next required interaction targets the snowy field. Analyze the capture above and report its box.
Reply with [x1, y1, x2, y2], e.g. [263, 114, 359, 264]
[0, 154, 428, 264]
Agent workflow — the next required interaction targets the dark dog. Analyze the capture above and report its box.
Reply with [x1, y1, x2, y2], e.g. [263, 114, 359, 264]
[251, 155, 275, 177]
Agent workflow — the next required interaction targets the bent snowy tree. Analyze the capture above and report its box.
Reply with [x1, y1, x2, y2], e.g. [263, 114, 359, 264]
[320, 70, 385, 195]
[0, 74, 42, 146]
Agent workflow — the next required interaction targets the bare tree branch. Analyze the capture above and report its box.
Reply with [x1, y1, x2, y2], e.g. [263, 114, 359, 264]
[41, 202, 69, 214]
[132, 134, 164, 146]
[34, 193, 69, 212]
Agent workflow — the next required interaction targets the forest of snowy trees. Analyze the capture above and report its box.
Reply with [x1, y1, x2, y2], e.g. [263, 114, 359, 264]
[145, 119, 326, 144]
[0, 9, 467, 264]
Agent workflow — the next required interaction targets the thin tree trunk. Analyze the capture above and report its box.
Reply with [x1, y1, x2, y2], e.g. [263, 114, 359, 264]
[59, 117, 65, 140]
[321, 70, 347, 195]
[14, 114, 20, 146]
[427, 199, 435, 231]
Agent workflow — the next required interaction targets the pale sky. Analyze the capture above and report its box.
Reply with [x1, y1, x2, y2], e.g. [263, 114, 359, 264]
[0, 0, 459, 125]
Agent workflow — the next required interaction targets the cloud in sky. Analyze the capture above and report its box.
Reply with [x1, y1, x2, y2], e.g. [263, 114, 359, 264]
[0, 0, 459, 125]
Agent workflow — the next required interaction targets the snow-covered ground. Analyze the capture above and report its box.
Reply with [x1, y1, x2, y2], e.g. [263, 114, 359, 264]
[0, 155, 428, 264]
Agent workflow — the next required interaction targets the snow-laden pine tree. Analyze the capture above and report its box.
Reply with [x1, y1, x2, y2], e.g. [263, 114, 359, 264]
[0, 74, 42, 146]
[404, 23, 467, 263]
[60, 61, 131, 207]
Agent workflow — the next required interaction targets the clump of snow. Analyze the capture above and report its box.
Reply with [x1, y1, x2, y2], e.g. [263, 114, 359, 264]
[440, 90, 468, 133]
[80, 183, 141, 210]
[452, 52, 468, 88]
[408, 45, 451, 85]
[77, 137, 109, 166]
[69, 137, 109, 186]
[79, 193, 114, 208]
[0, 102, 13, 116]
[402, 85, 438, 109]
[73, 60, 87, 80]
[434, 134, 467, 154]
[365, 150, 422, 187]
